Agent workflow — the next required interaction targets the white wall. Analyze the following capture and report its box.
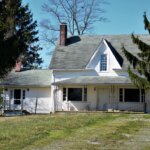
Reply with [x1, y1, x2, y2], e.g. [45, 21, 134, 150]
[54, 84, 148, 112]
[3, 87, 52, 114]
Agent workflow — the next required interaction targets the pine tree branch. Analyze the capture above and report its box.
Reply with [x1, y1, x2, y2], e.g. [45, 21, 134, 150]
[132, 34, 150, 55]
[122, 45, 140, 69]
[144, 12, 150, 34]
[128, 67, 150, 89]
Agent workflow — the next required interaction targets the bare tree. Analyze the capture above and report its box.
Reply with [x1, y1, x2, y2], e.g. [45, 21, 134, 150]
[41, 0, 107, 46]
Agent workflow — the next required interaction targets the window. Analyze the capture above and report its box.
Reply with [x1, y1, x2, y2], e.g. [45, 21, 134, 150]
[22, 90, 26, 99]
[68, 88, 82, 101]
[119, 88, 123, 102]
[100, 54, 107, 71]
[119, 88, 142, 102]
[84, 88, 87, 101]
[124, 89, 140, 102]
[141, 89, 145, 102]
[14, 89, 21, 104]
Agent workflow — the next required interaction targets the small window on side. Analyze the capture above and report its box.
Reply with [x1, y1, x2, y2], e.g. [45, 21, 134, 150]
[141, 89, 145, 102]
[84, 88, 87, 101]
[119, 88, 123, 102]
[23, 90, 26, 99]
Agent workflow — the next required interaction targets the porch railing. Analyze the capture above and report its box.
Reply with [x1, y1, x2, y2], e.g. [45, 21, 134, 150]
[3, 98, 52, 114]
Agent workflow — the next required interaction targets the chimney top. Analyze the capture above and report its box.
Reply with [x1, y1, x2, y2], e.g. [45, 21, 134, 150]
[60, 23, 67, 46]
[15, 59, 22, 72]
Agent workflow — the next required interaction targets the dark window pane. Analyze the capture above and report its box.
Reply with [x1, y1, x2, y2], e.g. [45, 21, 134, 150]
[14, 100, 21, 105]
[68, 88, 82, 101]
[23, 90, 25, 99]
[14, 89, 21, 99]
[14, 89, 21, 105]
[84, 88, 87, 101]
[119, 88, 123, 102]
[141, 89, 145, 102]
[124, 89, 140, 102]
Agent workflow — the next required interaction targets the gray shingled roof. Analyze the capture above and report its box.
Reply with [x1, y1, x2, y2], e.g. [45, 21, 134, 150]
[0, 70, 52, 87]
[50, 35, 150, 70]
[53, 76, 132, 85]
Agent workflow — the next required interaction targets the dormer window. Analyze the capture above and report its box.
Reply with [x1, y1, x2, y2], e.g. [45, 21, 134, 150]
[100, 54, 107, 71]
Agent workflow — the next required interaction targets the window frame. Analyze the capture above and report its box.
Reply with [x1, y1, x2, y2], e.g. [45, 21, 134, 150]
[10, 89, 26, 105]
[14, 89, 21, 105]
[119, 88, 145, 102]
[63, 87, 87, 102]
[100, 54, 108, 72]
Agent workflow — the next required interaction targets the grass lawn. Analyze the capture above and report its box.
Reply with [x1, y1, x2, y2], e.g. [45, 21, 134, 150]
[0, 112, 150, 150]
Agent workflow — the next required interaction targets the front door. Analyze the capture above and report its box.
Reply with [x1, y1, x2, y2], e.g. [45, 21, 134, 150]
[97, 88, 110, 110]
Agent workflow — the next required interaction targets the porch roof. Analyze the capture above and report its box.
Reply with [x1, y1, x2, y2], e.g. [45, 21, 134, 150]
[0, 69, 52, 88]
[53, 76, 132, 85]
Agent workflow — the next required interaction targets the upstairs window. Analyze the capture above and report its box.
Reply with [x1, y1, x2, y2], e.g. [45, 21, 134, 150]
[100, 54, 107, 71]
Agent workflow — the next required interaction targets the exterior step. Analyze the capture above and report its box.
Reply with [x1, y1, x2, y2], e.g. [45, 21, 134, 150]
[3, 110, 30, 116]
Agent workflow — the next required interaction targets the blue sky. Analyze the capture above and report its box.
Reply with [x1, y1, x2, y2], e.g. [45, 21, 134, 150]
[22, 0, 150, 68]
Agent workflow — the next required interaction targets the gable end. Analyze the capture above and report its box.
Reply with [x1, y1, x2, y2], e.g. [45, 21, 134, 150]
[105, 40, 123, 67]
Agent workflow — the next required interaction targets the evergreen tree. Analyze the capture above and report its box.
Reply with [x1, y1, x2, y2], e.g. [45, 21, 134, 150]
[0, 0, 43, 78]
[122, 12, 150, 89]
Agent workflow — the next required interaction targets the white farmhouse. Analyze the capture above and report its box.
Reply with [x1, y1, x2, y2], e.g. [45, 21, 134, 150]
[1, 23, 150, 114]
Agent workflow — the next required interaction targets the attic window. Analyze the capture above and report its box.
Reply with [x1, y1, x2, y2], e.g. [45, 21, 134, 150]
[100, 54, 107, 71]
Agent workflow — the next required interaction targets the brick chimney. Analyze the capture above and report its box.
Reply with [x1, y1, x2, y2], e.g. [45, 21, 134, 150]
[15, 59, 22, 72]
[60, 23, 67, 46]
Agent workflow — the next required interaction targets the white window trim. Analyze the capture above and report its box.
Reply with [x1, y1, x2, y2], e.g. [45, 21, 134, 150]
[119, 88, 144, 103]
[62, 87, 87, 102]
[100, 54, 109, 72]
[9, 89, 26, 105]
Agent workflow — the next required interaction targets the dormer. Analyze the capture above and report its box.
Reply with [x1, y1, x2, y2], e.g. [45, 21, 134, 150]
[86, 39, 123, 74]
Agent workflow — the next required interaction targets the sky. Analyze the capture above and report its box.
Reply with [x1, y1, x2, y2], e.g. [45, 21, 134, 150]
[22, 0, 150, 68]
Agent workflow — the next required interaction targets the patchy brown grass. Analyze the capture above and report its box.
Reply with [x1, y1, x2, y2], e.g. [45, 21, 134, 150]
[0, 113, 150, 150]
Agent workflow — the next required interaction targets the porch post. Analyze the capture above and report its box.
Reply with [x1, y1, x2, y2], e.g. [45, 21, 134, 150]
[9, 98, 11, 110]
[51, 85, 56, 113]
